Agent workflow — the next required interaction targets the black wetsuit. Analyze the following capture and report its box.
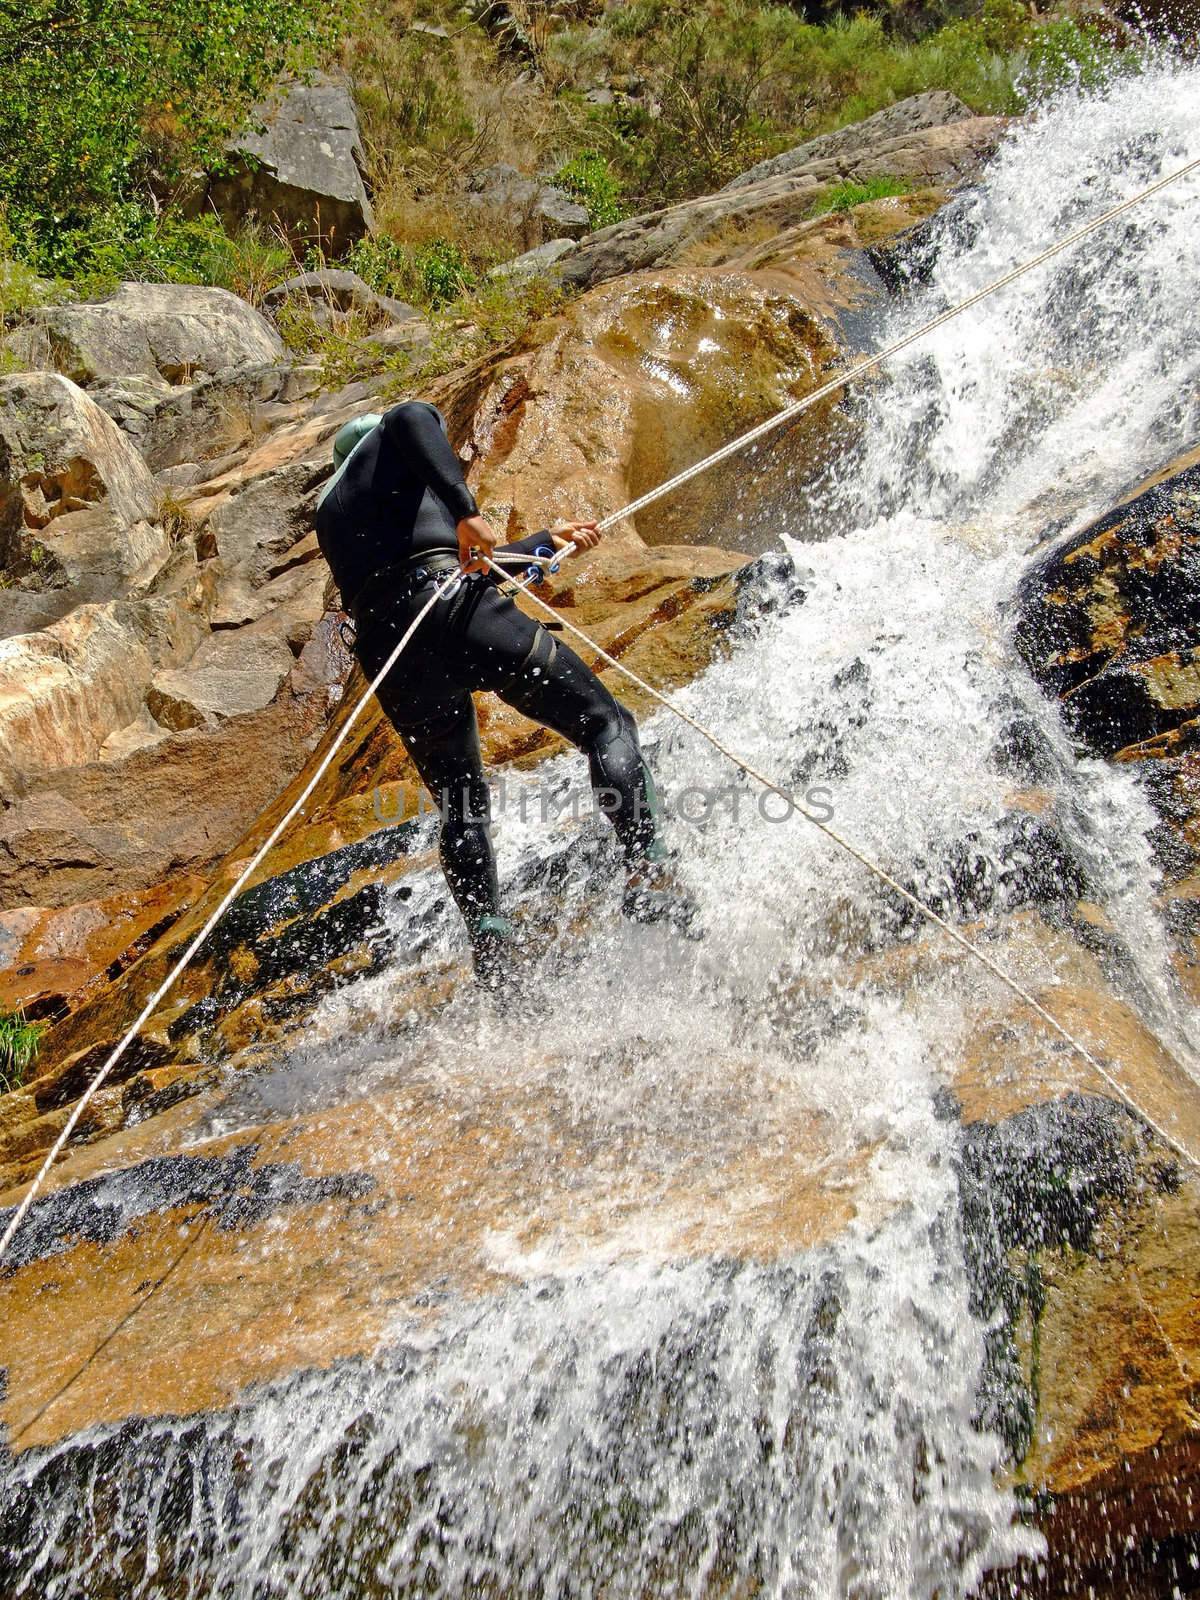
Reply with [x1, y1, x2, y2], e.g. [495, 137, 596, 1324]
[315, 400, 657, 934]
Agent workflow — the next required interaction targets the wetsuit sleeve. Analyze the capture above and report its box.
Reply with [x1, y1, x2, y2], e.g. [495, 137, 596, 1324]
[495, 532, 553, 560]
[379, 401, 479, 523]
[487, 531, 555, 584]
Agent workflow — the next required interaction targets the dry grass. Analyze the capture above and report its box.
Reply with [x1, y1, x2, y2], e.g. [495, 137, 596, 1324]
[201, 389, 279, 458]
[374, 188, 531, 267]
[156, 489, 197, 544]
[341, 0, 579, 272]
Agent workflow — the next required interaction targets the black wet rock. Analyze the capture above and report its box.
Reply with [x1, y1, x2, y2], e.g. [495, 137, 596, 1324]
[989, 699, 1063, 787]
[1015, 462, 1200, 721]
[878, 809, 1089, 943]
[33, 1035, 172, 1113]
[729, 550, 809, 632]
[164, 821, 433, 1055]
[864, 192, 981, 294]
[0, 1144, 376, 1274]
[954, 1091, 1177, 1465]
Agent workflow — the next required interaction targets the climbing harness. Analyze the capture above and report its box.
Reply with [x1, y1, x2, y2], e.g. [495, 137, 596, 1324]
[3, 154, 1200, 1267]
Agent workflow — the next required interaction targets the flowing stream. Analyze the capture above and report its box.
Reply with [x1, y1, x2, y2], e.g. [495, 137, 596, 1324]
[4, 60, 1200, 1600]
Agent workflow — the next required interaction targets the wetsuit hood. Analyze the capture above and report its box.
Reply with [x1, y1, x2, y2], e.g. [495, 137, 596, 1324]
[317, 413, 384, 515]
[332, 413, 384, 467]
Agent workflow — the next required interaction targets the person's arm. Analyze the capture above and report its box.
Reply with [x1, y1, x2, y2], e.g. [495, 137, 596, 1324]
[489, 521, 603, 582]
[494, 532, 555, 561]
[379, 400, 499, 572]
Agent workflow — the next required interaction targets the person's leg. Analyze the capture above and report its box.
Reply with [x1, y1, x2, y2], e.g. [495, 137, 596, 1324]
[395, 696, 499, 925]
[378, 690, 512, 981]
[496, 626, 665, 867]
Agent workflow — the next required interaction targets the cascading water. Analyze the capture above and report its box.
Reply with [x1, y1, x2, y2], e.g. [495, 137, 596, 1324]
[4, 60, 1200, 1600]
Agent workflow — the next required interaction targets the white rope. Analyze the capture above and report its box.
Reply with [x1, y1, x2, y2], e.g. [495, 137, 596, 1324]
[4, 151, 1199, 1264]
[488, 553, 1200, 1173]
[0, 577, 460, 1264]
[590, 153, 1200, 535]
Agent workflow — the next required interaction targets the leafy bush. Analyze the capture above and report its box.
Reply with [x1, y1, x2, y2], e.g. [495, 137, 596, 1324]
[414, 239, 477, 306]
[346, 234, 477, 309]
[0, 0, 335, 265]
[18, 204, 295, 301]
[0, 1007, 43, 1092]
[345, 235, 414, 296]
[1023, 14, 1121, 97]
[552, 151, 626, 229]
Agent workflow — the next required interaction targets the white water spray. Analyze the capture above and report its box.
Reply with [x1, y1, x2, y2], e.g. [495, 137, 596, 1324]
[4, 61, 1200, 1599]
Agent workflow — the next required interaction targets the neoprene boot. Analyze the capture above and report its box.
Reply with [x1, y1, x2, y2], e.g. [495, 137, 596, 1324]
[470, 913, 515, 988]
[620, 762, 701, 935]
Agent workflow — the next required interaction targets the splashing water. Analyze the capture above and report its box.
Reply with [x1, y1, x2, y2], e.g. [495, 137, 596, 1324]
[6, 61, 1200, 1600]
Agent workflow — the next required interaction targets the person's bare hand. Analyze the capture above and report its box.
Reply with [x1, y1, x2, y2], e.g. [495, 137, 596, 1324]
[550, 519, 601, 556]
[456, 514, 500, 574]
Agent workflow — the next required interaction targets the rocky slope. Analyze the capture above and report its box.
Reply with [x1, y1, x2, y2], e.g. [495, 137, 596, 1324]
[1, 92, 1198, 1597]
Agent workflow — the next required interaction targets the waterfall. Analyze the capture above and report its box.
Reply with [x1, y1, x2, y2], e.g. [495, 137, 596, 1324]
[4, 60, 1200, 1599]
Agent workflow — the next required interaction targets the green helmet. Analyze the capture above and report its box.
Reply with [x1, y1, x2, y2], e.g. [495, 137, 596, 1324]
[332, 413, 383, 467]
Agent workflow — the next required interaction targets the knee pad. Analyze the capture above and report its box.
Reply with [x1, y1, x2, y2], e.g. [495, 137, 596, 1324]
[590, 703, 642, 792]
[502, 625, 558, 698]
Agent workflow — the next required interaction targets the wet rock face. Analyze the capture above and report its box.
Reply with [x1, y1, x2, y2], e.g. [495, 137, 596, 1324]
[0, 1144, 375, 1273]
[1016, 455, 1200, 935]
[956, 1094, 1200, 1596]
[461, 269, 843, 553]
[1016, 462, 1200, 758]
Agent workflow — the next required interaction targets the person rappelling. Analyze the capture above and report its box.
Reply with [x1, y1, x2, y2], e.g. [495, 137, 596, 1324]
[315, 400, 694, 984]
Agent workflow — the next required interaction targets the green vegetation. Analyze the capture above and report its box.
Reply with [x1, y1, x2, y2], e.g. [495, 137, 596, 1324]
[1, 0, 335, 277]
[553, 151, 626, 230]
[581, 0, 1125, 203]
[345, 235, 476, 309]
[809, 175, 913, 215]
[340, 0, 1128, 278]
[0, 0, 1139, 385]
[0, 1007, 43, 1092]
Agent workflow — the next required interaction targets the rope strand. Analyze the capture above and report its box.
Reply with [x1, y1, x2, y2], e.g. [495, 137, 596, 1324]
[4, 153, 1199, 1265]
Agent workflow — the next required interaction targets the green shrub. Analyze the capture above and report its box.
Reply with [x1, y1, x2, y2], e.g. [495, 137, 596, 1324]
[21, 204, 294, 301]
[344, 234, 412, 297]
[0, 0, 336, 267]
[552, 150, 626, 229]
[413, 239, 477, 307]
[0, 1007, 43, 1092]
[346, 234, 476, 310]
[1023, 14, 1120, 98]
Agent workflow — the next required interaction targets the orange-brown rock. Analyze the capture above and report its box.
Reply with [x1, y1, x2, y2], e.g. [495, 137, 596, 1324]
[457, 269, 842, 555]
